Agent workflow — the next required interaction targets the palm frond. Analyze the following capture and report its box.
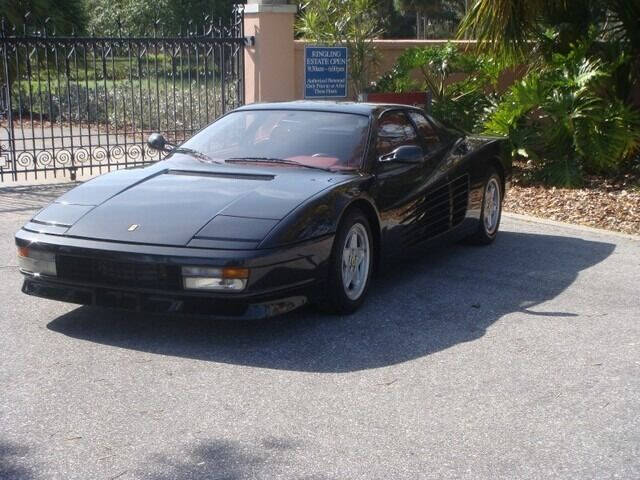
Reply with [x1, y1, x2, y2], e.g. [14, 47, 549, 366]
[457, 0, 548, 59]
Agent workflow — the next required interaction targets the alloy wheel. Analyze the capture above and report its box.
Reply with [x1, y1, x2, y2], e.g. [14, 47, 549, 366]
[483, 177, 501, 235]
[341, 222, 370, 301]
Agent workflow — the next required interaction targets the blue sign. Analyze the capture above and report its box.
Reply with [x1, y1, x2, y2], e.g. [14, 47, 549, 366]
[304, 46, 348, 98]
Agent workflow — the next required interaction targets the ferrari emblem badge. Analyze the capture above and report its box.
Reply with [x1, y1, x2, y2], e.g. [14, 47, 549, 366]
[128, 224, 139, 231]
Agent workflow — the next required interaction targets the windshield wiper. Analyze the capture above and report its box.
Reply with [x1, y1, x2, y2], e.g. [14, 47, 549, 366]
[171, 147, 223, 164]
[225, 157, 334, 172]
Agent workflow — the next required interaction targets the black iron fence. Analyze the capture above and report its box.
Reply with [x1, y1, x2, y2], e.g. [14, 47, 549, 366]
[0, 7, 247, 182]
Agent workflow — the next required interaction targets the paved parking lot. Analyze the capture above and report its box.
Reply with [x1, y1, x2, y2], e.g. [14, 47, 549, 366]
[1, 183, 639, 479]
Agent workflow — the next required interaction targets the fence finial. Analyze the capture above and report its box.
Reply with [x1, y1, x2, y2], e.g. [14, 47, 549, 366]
[23, 11, 31, 36]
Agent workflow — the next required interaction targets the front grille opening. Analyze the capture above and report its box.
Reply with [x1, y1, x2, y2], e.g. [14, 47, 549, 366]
[56, 255, 181, 291]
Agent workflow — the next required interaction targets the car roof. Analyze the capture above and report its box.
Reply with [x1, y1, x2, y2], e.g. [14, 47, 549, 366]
[235, 100, 422, 116]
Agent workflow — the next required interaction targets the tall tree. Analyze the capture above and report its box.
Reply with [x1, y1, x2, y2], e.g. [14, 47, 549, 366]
[85, 0, 234, 36]
[393, 0, 468, 38]
[1, 0, 87, 34]
[457, 0, 640, 61]
[376, 0, 415, 39]
[394, 0, 467, 20]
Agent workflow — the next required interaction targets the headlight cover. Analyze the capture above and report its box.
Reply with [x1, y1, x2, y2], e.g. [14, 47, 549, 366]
[17, 247, 57, 276]
[182, 266, 249, 291]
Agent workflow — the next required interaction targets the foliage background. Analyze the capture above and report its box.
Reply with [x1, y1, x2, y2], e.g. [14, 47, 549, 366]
[373, 0, 640, 185]
[0, 0, 236, 35]
[3, 0, 639, 186]
[1, 0, 87, 34]
[85, 0, 235, 35]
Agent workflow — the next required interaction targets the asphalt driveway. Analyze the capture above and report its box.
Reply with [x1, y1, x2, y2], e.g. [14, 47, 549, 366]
[0, 183, 638, 479]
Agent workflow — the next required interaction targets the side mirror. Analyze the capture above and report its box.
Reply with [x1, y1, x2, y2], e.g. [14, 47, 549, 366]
[147, 133, 173, 152]
[379, 145, 424, 164]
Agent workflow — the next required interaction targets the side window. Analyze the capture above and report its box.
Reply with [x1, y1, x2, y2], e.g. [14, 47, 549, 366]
[408, 111, 441, 150]
[376, 111, 418, 156]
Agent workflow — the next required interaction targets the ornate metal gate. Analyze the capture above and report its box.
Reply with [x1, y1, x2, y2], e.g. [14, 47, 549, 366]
[0, 7, 246, 182]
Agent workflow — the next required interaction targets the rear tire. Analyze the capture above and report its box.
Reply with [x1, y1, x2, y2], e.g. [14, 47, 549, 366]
[316, 209, 373, 314]
[467, 169, 503, 245]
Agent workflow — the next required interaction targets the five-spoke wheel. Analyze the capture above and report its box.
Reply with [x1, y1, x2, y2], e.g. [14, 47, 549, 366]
[318, 209, 373, 314]
[483, 176, 501, 236]
[468, 168, 503, 244]
[341, 222, 370, 301]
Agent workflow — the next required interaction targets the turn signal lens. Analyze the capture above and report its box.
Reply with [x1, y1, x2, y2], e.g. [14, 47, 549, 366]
[181, 266, 249, 291]
[17, 247, 57, 276]
[221, 267, 249, 279]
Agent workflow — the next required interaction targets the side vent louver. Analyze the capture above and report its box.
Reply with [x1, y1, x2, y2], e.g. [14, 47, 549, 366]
[403, 174, 469, 245]
[450, 174, 469, 227]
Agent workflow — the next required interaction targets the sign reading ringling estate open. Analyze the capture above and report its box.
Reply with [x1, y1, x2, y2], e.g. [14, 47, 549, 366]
[304, 46, 348, 98]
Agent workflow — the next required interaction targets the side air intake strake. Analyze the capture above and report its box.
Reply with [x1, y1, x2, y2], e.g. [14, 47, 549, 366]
[402, 174, 470, 244]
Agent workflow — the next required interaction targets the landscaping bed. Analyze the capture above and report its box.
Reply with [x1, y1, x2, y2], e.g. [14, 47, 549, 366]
[504, 171, 640, 235]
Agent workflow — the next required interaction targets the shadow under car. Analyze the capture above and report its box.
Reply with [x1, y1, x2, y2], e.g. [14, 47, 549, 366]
[46, 230, 615, 373]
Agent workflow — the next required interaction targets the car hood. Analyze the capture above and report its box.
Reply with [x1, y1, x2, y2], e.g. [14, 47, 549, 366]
[29, 159, 354, 247]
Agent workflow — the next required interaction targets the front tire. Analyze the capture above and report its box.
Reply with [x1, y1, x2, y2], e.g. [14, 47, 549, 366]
[467, 170, 503, 245]
[317, 209, 373, 314]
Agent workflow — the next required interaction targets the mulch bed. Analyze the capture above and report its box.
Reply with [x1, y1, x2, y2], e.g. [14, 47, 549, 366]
[504, 170, 640, 236]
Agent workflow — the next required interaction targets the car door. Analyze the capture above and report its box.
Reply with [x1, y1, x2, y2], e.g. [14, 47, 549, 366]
[372, 109, 446, 252]
[406, 110, 450, 172]
[406, 110, 471, 233]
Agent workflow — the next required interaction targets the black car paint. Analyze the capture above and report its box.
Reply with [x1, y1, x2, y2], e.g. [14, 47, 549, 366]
[16, 101, 511, 318]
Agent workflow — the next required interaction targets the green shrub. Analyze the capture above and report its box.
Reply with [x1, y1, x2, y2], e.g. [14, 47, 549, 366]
[10, 80, 236, 132]
[374, 38, 640, 186]
[485, 44, 640, 186]
[372, 43, 500, 132]
[18, 55, 211, 83]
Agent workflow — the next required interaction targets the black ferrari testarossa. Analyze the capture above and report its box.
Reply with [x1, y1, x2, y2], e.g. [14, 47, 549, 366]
[16, 101, 511, 318]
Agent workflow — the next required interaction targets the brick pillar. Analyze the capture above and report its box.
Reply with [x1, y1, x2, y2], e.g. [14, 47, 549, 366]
[243, 0, 298, 103]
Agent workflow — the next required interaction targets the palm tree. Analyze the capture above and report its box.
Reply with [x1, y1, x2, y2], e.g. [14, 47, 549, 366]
[458, 0, 640, 185]
[458, 0, 640, 106]
[457, 0, 640, 60]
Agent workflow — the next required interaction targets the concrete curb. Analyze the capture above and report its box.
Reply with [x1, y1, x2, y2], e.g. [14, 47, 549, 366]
[503, 211, 640, 241]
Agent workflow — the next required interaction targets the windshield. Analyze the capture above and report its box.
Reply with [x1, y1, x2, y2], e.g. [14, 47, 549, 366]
[179, 109, 370, 171]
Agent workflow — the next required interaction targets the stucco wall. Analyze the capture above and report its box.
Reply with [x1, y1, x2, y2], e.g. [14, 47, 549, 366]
[293, 40, 521, 100]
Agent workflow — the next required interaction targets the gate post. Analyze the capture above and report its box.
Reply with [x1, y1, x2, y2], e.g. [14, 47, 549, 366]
[243, 0, 297, 103]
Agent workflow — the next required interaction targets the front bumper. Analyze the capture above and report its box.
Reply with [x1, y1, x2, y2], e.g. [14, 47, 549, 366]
[21, 276, 310, 319]
[16, 228, 333, 319]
